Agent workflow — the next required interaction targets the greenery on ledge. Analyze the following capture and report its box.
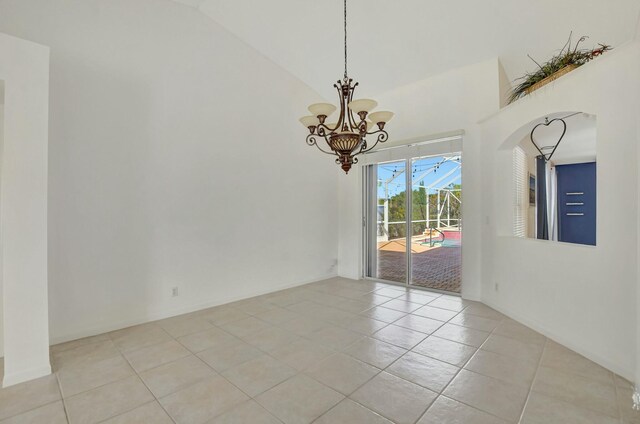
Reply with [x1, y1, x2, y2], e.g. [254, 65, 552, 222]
[508, 34, 611, 104]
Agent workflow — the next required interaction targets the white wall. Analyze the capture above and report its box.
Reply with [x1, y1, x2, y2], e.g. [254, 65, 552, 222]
[480, 41, 640, 380]
[635, 8, 640, 394]
[0, 32, 50, 386]
[0, 0, 339, 344]
[338, 58, 502, 300]
[0, 100, 4, 359]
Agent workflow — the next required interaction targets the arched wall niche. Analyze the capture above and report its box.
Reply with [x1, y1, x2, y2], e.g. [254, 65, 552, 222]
[494, 110, 597, 239]
[497, 110, 595, 151]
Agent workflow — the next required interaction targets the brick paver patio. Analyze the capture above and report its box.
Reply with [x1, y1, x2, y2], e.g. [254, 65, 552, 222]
[377, 244, 461, 293]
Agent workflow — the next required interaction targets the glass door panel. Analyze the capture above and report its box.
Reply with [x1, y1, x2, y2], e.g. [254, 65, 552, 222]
[409, 155, 462, 292]
[365, 160, 407, 284]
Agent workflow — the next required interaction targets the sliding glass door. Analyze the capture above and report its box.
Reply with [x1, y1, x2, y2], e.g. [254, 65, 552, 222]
[365, 160, 408, 284]
[364, 153, 462, 293]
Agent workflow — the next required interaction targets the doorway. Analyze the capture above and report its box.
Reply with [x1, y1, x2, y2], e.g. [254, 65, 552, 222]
[364, 153, 462, 293]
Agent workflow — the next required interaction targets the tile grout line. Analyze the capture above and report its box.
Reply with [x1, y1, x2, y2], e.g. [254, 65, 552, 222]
[163, 318, 318, 423]
[116, 310, 306, 423]
[53, 340, 145, 414]
[515, 337, 548, 424]
[92, 401, 174, 424]
[251, 371, 343, 423]
[612, 374, 625, 424]
[411, 303, 522, 424]
[0, 398, 67, 423]
[54, 373, 71, 424]
[230, 284, 405, 421]
[115, 341, 178, 424]
[0, 356, 67, 422]
[413, 304, 497, 423]
[375, 298, 503, 423]
[354, 302, 457, 423]
[187, 354, 283, 422]
[101, 319, 264, 422]
[166, 317, 307, 422]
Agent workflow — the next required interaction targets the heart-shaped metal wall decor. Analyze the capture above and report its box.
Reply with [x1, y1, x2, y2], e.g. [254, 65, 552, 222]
[530, 117, 567, 162]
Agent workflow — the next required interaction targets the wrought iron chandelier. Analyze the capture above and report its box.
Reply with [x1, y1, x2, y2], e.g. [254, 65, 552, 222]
[299, 0, 393, 174]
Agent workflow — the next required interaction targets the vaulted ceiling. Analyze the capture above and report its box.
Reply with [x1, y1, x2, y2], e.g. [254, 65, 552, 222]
[174, 0, 640, 99]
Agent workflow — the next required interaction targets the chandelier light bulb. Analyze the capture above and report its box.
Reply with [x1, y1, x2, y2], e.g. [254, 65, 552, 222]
[365, 120, 375, 131]
[348, 99, 378, 114]
[368, 111, 394, 125]
[308, 103, 337, 118]
[299, 115, 319, 129]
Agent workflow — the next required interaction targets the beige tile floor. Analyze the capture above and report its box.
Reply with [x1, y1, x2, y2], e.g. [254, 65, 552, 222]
[0, 277, 637, 423]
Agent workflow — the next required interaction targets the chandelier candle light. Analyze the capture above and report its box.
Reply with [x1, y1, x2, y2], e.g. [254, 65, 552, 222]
[299, 0, 393, 174]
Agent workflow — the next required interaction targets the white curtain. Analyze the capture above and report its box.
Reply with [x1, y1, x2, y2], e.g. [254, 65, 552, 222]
[546, 163, 558, 241]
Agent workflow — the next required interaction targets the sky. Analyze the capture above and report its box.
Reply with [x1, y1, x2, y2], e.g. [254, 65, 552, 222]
[376, 155, 461, 199]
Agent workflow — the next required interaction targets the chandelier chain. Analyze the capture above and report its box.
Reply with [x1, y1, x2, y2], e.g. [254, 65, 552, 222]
[343, 0, 348, 78]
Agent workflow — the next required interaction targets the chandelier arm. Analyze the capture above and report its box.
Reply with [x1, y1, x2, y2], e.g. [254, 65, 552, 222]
[365, 128, 385, 136]
[346, 82, 359, 130]
[306, 135, 338, 156]
[359, 131, 389, 154]
[334, 82, 346, 131]
[318, 122, 338, 133]
[317, 126, 338, 141]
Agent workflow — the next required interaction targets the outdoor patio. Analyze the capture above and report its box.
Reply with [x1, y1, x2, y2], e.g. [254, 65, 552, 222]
[377, 243, 461, 293]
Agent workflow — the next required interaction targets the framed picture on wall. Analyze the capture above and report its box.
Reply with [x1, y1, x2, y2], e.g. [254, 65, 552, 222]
[529, 173, 536, 205]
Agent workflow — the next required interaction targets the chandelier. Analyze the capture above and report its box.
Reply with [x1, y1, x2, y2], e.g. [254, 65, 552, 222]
[299, 0, 393, 174]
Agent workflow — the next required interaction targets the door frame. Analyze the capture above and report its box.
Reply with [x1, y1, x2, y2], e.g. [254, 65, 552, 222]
[362, 149, 463, 296]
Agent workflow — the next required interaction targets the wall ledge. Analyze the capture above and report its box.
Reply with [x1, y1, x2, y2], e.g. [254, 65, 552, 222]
[478, 39, 640, 125]
[496, 235, 597, 250]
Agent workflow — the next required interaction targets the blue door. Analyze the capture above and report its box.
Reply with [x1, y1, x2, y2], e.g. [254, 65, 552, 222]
[556, 162, 596, 246]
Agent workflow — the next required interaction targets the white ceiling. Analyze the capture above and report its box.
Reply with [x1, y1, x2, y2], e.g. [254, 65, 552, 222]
[173, 0, 640, 99]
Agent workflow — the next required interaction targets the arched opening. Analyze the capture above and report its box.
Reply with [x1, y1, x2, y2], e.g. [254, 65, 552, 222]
[497, 111, 597, 246]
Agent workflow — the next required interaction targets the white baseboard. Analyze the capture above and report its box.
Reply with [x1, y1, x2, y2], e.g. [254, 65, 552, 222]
[3, 364, 51, 388]
[337, 272, 360, 281]
[49, 273, 337, 346]
[483, 298, 635, 382]
[460, 290, 482, 302]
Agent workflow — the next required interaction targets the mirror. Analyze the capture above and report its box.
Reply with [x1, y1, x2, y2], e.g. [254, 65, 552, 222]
[512, 112, 597, 246]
